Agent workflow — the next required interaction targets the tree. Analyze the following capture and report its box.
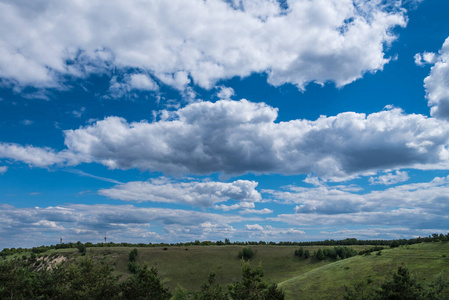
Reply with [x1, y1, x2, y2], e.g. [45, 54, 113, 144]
[315, 248, 325, 261]
[129, 248, 138, 262]
[238, 247, 254, 260]
[228, 262, 284, 300]
[294, 247, 304, 258]
[62, 257, 121, 299]
[376, 266, 424, 300]
[120, 264, 171, 300]
[197, 273, 228, 300]
[0, 260, 33, 299]
[344, 266, 449, 300]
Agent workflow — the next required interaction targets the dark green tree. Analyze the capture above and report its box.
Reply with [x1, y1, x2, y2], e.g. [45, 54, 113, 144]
[238, 247, 254, 260]
[228, 261, 284, 300]
[376, 266, 424, 300]
[0, 260, 33, 299]
[294, 247, 304, 258]
[62, 257, 121, 299]
[315, 248, 325, 261]
[129, 248, 138, 262]
[120, 264, 171, 300]
[196, 273, 228, 300]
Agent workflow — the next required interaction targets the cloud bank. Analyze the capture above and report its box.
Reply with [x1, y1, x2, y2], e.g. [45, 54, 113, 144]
[99, 178, 261, 208]
[267, 175, 449, 229]
[2, 99, 449, 180]
[0, 0, 406, 90]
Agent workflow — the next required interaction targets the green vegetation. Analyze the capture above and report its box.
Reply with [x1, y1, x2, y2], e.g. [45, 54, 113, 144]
[344, 266, 449, 300]
[0, 254, 283, 299]
[1, 234, 449, 299]
[237, 247, 254, 260]
[279, 242, 449, 299]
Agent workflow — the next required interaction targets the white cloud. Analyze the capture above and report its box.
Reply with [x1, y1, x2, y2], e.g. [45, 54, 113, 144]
[216, 86, 235, 100]
[266, 175, 449, 229]
[129, 74, 158, 91]
[0, 142, 87, 167]
[107, 73, 158, 99]
[245, 224, 264, 231]
[422, 36, 449, 119]
[0, 166, 7, 174]
[240, 208, 273, 214]
[414, 52, 437, 66]
[0, 203, 254, 248]
[63, 99, 449, 179]
[243, 224, 306, 240]
[369, 170, 409, 185]
[0, 0, 406, 90]
[3, 99, 449, 179]
[99, 178, 261, 208]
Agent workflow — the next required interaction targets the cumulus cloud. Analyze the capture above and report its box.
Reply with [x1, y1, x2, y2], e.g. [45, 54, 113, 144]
[2, 99, 449, 179]
[414, 52, 437, 66]
[266, 175, 449, 229]
[0, 0, 406, 90]
[0, 142, 87, 167]
[62, 99, 449, 179]
[216, 86, 235, 100]
[369, 170, 409, 185]
[422, 36, 449, 119]
[107, 73, 158, 99]
[99, 178, 261, 208]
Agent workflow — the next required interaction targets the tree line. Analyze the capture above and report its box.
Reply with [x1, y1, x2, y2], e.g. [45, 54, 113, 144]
[2, 233, 448, 258]
[294, 246, 358, 261]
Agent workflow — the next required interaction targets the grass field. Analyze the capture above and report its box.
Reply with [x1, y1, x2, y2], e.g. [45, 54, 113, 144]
[86, 245, 344, 291]
[4, 242, 448, 299]
[279, 242, 449, 299]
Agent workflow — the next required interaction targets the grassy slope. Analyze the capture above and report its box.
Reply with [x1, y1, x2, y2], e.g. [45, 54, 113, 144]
[87, 245, 343, 291]
[279, 242, 449, 299]
[8, 242, 448, 298]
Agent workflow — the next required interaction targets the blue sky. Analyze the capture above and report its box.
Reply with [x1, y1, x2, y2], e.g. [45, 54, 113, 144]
[1, 0, 449, 249]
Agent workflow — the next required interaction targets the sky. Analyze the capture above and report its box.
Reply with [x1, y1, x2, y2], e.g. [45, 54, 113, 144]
[1, 0, 449, 249]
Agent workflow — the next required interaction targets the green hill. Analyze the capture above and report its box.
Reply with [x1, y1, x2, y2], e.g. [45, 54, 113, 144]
[2, 242, 449, 299]
[279, 242, 449, 299]
[60, 245, 354, 291]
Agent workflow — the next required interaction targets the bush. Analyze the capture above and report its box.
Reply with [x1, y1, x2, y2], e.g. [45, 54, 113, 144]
[129, 248, 138, 262]
[238, 247, 254, 260]
[228, 262, 284, 300]
[294, 247, 304, 257]
[128, 262, 139, 274]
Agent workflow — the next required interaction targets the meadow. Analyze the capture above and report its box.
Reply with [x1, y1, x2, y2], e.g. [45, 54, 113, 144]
[1, 241, 448, 299]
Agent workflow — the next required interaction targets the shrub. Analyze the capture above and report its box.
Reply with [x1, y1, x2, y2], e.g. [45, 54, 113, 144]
[238, 247, 254, 260]
[77, 243, 86, 256]
[129, 248, 138, 262]
[128, 262, 139, 274]
[294, 247, 304, 258]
